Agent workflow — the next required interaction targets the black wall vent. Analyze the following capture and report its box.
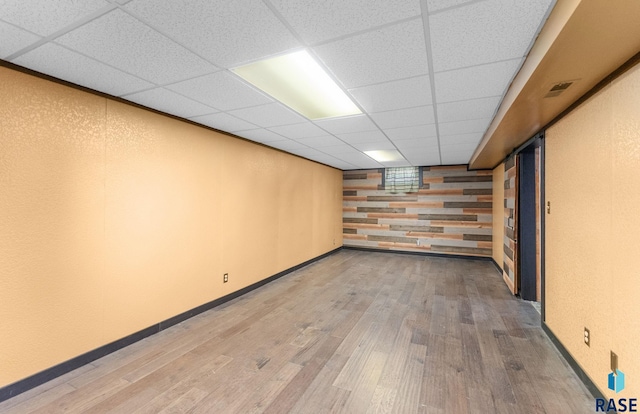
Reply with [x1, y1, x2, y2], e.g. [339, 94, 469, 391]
[544, 81, 574, 98]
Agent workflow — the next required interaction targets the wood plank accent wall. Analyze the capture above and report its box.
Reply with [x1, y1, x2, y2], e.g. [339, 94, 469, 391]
[343, 165, 493, 257]
[503, 156, 518, 293]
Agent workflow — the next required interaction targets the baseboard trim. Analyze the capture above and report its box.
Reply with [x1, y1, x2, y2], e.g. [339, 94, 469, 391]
[0, 246, 343, 403]
[342, 245, 494, 262]
[541, 321, 605, 400]
[490, 258, 503, 273]
[502, 271, 516, 295]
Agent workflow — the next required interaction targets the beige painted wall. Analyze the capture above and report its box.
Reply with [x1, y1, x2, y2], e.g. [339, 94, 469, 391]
[0, 66, 343, 388]
[546, 63, 640, 398]
[492, 163, 504, 269]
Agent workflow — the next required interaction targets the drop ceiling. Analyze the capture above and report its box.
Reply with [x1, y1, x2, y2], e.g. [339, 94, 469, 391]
[0, 0, 555, 170]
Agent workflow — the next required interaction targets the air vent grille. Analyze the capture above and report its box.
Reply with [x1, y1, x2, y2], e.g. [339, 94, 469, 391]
[544, 81, 574, 98]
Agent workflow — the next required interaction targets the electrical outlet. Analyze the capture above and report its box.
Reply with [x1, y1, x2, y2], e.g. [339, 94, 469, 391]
[223, 273, 228, 283]
[584, 327, 590, 347]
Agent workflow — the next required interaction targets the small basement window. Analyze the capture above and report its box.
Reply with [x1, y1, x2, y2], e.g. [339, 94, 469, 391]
[384, 166, 421, 193]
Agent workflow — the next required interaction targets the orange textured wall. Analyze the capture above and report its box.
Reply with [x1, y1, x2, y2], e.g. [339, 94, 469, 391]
[492, 162, 504, 269]
[546, 62, 640, 398]
[0, 66, 343, 387]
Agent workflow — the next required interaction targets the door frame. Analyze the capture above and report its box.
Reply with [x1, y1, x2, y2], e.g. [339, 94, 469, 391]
[502, 132, 545, 308]
[516, 138, 543, 302]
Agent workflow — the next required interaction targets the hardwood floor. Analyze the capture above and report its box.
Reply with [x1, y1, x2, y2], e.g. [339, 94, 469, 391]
[0, 250, 594, 413]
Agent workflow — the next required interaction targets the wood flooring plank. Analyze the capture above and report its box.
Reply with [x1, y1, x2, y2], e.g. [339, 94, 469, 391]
[0, 362, 96, 413]
[460, 324, 485, 389]
[236, 362, 303, 414]
[337, 350, 388, 413]
[27, 349, 166, 414]
[2, 251, 596, 414]
[31, 378, 132, 414]
[375, 316, 413, 390]
[466, 385, 497, 414]
[366, 386, 397, 414]
[419, 357, 446, 411]
[392, 343, 426, 414]
[0, 384, 77, 414]
[332, 320, 385, 390]
[131, 355, 233, 414]
[157, 387, 209, 414]
[288, 354, 350, 414]
[262, 335, 343, 414]
[493, 330, 545, 413]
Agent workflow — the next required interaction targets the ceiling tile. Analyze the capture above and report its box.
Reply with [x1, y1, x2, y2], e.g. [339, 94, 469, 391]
[14, 43, 153, 96]
[2, 1, 558, 171]
[434, 58, 522, 103]
[319, 145, 361, 156]
[0, 0, 110, 36]
[440, 149, 474, 165]
[311, 155, 354, 170]
[439, 132, 484, 146]
[430, 0, 553, 72]
[406, 153, 441, 167]
[370, 106, 435, 129]
[267, 139, 309, 151]
[329, 163, 356, 170]
[268, 122, 327, 139]
[439, 142, 478, 152]
[381, 160, 411, 168]
[313, 19, 428, 88]
[190, 112, 257, 132]
[335, 152, 383, 168]
[0, 20, 40, 58]
[336, 130, 388, 144]
[56, 9, 217, 84]
[437, 96, 501, 123]
[439, 118, 491, 136]
[350, 141, 396, 151]
[269, 0, 420, 44]
[348, 75, 432, 113]
[287, 147, 327, 159]
[123, 88, 217, 118]
[125, 0, 300, 68]
[394, 137, 439, 149]
[384, 124, 437, 141]
[236, 128, 286, 143]
[410, 160, 440, 167]
[426, 0, 475, 13]
[228, 102, 305, 128]
[166, 71, 272, 111]
[314, 115, 378, 135]
[296, 135, 345, 148]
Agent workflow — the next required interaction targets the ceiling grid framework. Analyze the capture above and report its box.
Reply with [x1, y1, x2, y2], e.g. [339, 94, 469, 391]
[1, 0, 556, 170]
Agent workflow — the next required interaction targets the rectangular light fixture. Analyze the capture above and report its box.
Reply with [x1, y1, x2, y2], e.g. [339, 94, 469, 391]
[364, 150, 405, 163]
[232, 50, 362, 120]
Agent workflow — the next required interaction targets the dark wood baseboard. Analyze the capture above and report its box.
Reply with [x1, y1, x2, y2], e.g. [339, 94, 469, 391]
[343, 245, 495, 262]
[490, 258, 503, 273]
[0, 246, 343, 403]
[541, 322, 604, 400]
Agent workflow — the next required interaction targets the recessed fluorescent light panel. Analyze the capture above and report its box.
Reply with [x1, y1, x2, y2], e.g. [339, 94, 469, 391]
[232, 50, 361, 120]
[364, 150, 405, 163]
